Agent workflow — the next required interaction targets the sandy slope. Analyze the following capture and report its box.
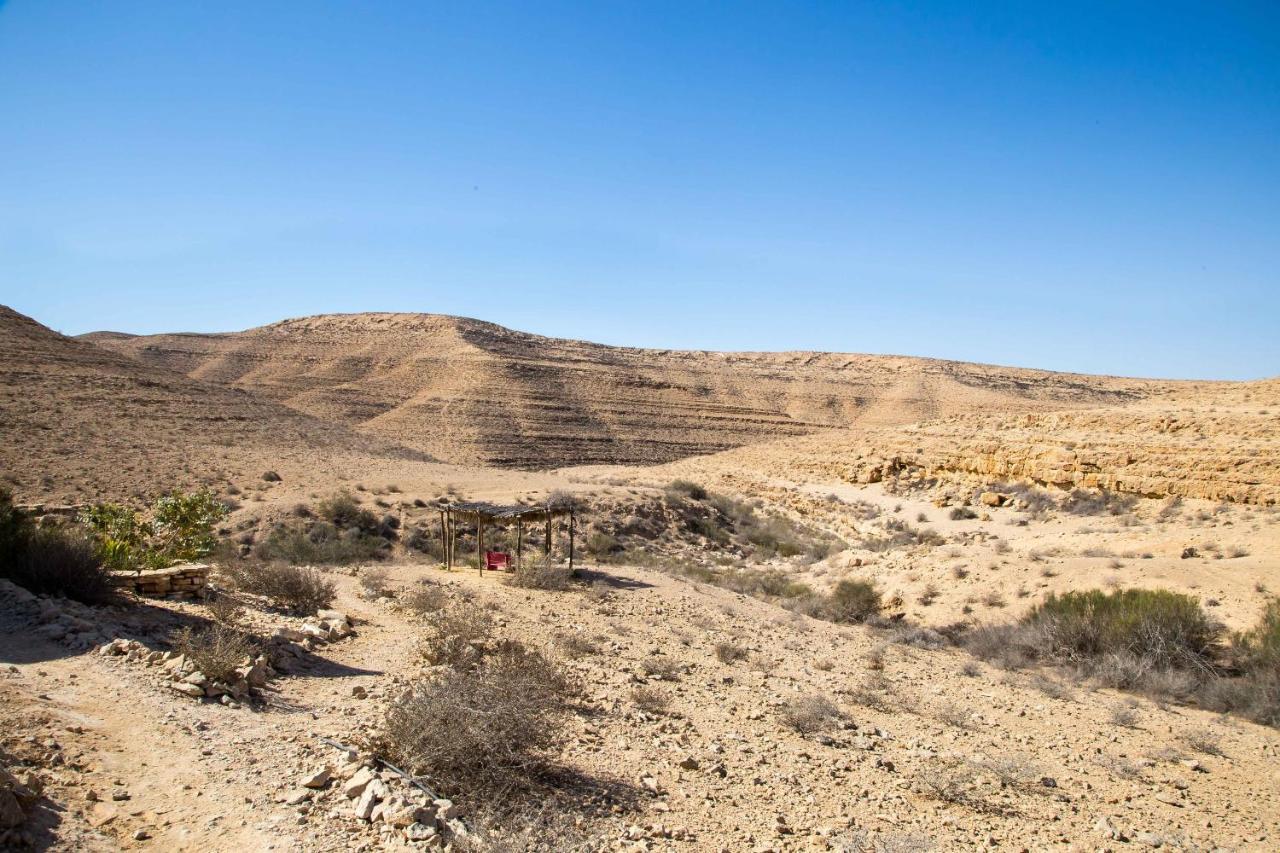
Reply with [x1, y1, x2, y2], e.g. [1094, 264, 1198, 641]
[82, 311, 1192, 469]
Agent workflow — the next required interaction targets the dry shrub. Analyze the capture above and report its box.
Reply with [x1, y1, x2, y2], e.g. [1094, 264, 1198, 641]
[9, 525, 115, 605]
[205, 590, 244, 625]
[631, 686, 670, 714]
[1181, 726, 1223, 756]
[421, 601, 494, 669]
[557, 633, 598, 659]
[1108, 702, 1140, 728]
[402, 580, 449, 616]
[225, 562, 335, 615]
[508, 555, 572, 591]
[819, 579, 882, 624]
[384, 640, 574, 798]
[359, 566, 391, 598]
[171, 623, 257, 683]
[641, 656, 683, 681]
[0, 493, 113, 605]
[779, 693, 845, 734]
[888, 624, 949, 650]
[714, 641, 748, 664]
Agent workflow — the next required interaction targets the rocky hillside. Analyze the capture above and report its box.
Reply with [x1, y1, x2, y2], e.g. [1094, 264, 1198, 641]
[0, 307, 424, 504]
[652, 380, 1280, 505]
[84, 312, 1187, 468]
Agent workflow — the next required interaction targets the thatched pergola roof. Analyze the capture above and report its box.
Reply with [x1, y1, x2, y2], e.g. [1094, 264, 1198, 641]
[438, 499, 581, 573]
[442, 501, 574, 523]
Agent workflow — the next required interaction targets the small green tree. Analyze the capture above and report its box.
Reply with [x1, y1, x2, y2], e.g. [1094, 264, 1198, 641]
[152, 489, 228, 562]
[80, 490, 228, 571]
[79, 503, 155, 571]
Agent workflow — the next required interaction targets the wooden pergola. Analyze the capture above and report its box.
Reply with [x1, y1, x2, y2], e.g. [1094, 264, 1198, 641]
[438, 500, 578, 575]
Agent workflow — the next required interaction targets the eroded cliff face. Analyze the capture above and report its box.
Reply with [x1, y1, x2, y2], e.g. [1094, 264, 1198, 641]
[83, 312, 1180, 469]
[658, 382, 1280, 505]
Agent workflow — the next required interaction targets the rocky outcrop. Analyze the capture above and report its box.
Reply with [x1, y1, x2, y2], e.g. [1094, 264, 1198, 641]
[662, 383, 1280, 505]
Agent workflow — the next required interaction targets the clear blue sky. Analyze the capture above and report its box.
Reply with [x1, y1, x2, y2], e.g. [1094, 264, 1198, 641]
[1, 2, 1276, 379]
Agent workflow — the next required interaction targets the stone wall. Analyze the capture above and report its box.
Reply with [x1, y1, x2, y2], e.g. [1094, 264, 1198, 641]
[110, 563, 210, 598]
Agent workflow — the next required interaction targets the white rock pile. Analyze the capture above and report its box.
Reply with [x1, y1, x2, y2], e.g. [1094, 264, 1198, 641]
[99, 638, 274, 706]
[282, 752, 466, 848]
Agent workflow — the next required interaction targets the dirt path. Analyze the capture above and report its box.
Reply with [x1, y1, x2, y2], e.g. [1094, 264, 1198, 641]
[0, 585, 420, 852]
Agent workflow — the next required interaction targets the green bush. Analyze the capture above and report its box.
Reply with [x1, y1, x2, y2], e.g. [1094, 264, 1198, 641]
[1236, 598, 1280, 672]
[0, 490, 114, 604]
[255, 521, 387, 564]
[316, 491, 380, 532]
[1026, 589, 1219, 671]
[0, 487, 31, 565]
[12, 526, 115, 604]
[820, 579, 883, 624]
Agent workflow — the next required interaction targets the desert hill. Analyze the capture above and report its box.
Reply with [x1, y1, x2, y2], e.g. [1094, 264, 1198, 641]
[84, 311, 1193, 469]
[0, 306, 426, 504]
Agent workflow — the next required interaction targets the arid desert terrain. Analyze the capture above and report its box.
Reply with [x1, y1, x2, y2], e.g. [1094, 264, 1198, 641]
[1, 305, 1278, 852]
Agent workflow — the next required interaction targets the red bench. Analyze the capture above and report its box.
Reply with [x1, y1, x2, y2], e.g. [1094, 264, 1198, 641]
[484, 551, 511, 571]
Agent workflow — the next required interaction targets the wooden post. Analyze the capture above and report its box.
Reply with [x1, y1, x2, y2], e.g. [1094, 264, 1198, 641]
[445, 510, 452, 570]
[438, 510, 446, 565]
[516, 518, 523, 569]
[544, 513, 552, 555]
[568, 508, 575, 574]
[477, 515, 484, 575]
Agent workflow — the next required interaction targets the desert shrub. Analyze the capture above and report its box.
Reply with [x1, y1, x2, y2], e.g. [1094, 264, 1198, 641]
[421, 601, 494, 669]
[402, 580, 449, 616]
[641, 656, 683, 681]
[1061, 488, 1138, 517]
[1198, 669, 1280, 728]
[205, 590, 245, 624]
[779, 693, 845, 734]
[316, 491, 380, 532]
[359, 566, 392, 598]
[0, 488, 31, 566]
[1026, 589, 1219, 672]
[630, 686, 670, 714]
[508, 555, 572, 591]
[860, 519, 944, 552]
[820, 579, 882, 624]
[888, 624, 949, 650]
[383, 640, 574, 797]
[255, 521, 387, 565]
[714, 641, 749, 664]
[666, 480, 707, 501]
[949, 507, 978, 520]
[150, 490, 229, 562]
[404, 525, 446, 561]
[584, 531, 619, 558]
[721, 568, 812, 599]
[557, 633, 598, 659]
[224, 562, 335, 614]
[7, 525, 114, 604]
[1235, 598, 1280, 672]
[171, 623, 257, 683]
